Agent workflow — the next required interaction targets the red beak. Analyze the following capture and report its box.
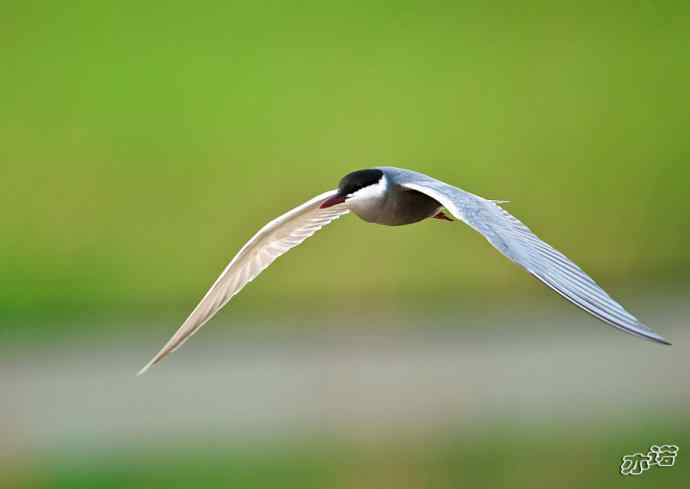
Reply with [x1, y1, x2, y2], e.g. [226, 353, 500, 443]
[320, 194, 346, 209]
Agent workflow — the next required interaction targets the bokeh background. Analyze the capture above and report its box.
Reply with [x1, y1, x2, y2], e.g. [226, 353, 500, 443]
[2, 2, 689, 488]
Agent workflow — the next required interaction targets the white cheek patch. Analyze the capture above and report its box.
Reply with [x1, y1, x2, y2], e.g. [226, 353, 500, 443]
[348, 175, 387, 201]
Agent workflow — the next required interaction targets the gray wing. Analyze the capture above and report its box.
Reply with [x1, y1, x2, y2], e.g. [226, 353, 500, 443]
[383, 167, 669, 345]
[138, 190, 350, 374]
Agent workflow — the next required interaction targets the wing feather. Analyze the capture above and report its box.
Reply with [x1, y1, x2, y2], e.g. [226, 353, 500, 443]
[138, 190, 349, 374]
[383, 167, 669, 345]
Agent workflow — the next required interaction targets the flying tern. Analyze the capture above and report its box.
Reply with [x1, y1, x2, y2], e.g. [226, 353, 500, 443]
[139, 167, 669, 374]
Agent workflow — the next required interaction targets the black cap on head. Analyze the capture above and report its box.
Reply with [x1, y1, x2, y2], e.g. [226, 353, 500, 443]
[338, 169, 384, 196]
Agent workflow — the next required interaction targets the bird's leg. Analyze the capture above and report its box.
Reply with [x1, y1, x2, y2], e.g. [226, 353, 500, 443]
[432, 211, 453, 221]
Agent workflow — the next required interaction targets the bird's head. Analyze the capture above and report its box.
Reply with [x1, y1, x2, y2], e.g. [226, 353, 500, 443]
[320, 169, 386, 209]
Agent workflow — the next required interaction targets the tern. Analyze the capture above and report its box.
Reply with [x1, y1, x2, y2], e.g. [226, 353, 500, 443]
[139, 166, 669, 374]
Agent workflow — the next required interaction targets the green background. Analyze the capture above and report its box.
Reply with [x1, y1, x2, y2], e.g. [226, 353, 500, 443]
[3, 1, 689, 331]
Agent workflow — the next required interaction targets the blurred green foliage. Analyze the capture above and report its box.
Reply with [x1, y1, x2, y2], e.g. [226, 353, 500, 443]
[2, 1, 689, 329]
[15, 422, 688, 489]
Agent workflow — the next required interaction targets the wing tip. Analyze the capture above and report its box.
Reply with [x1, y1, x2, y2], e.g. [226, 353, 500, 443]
[136, 359, 155, 376]
[619, 319, 671, 346]
[601, 318, 671, 346]
[626, 318, 671, 346]
[643, 331, 672, 346]
[137, 350, 167, 376]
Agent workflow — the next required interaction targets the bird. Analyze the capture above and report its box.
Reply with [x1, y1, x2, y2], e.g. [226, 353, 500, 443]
[138, 166, 669, 374]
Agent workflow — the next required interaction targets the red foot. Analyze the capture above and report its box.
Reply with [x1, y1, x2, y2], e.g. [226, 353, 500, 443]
[433, 211, 453, 221]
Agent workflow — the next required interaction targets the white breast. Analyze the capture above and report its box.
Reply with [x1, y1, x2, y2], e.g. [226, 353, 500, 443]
[346, 174, 388, 222]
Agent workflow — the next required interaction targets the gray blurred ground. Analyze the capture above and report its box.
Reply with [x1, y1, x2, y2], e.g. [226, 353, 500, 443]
[3, 295, 687, 456]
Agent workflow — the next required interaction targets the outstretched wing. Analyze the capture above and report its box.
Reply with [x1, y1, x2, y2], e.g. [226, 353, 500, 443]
[383, 167, 669, 345]
[138, 190, 350, 374]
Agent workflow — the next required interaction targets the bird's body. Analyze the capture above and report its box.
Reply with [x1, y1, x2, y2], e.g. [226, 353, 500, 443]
[345, 170, 442, 225]
[139, 166, 669, 375]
